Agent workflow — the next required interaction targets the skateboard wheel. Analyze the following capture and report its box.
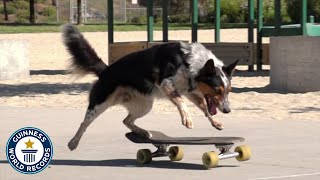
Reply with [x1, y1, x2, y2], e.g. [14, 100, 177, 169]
[168, 146, 184, 161]
[136, 149, 152, 164]
[235, 145, 251, 161]
[202, 151, 219, 169]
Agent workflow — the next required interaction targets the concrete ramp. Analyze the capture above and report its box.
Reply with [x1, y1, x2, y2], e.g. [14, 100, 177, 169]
[270, 36, 320, 92]
[0, 40, 29, 80]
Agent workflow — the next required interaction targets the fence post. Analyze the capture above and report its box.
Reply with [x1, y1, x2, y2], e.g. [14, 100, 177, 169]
[215, 0, 220, 43]
[191, 0, 198, 42]
[147, 0, 154, 42]
[274, 0, 281, 36]
[248, 0, 254, 71]
[107, 0, 114, 43]
[162, 0, 168, 42]
[257, 0, 263, 70]
[301, 0, 307, 35]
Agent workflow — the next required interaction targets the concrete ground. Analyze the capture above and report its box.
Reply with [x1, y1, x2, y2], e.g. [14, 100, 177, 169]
[0, 106, 319, 180]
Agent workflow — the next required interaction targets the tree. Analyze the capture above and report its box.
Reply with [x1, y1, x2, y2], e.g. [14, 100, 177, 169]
[3, 0, 8, 21]
[29, 0, 36, 23]
[77, 0, 83, 25]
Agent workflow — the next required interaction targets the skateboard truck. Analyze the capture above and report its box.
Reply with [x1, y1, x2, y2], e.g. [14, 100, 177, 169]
[216, 144, 240, 160]
[152, 144, 169, 157]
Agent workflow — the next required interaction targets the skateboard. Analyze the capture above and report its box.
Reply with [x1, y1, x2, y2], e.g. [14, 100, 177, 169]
[126, 131, 251, 169]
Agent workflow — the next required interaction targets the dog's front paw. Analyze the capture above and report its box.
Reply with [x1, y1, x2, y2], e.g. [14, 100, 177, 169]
[212, 121, 224, 130]
[134, 129, 152, 139]
[181, 111, 193, 129]
[68, 137, 79, 151]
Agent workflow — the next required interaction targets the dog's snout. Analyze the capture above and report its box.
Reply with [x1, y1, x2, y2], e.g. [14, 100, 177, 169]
[222, 107, 231, 114]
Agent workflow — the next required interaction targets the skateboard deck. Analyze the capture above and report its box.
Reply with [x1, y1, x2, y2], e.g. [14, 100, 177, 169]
[125, 131, 251, 169]
[126, 131, 244, 146]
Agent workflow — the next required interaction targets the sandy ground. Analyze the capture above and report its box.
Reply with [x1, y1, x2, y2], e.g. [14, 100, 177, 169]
[0, 29, 319, 121]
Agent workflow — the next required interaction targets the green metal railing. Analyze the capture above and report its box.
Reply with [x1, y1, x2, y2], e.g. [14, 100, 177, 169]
[107, 0, 310, 71]
[215, 0, 221, 43]
[256, 0, 308, 70]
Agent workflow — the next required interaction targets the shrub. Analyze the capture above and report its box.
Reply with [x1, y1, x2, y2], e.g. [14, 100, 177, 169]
[263, 3, 274, 24]
[0, 3, 16, 15]
[11, 0, 29, 10]
[15, 9, 29, 23]
[41, 6, 56, 16]
[35, 0, 46, 3]
[128, 16, 147, 24]
[168, 14, 190, 23]
[220, 0, 245, 23]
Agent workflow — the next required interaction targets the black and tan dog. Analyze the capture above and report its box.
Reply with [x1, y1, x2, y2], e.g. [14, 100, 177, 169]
[62, 24, 238, 151]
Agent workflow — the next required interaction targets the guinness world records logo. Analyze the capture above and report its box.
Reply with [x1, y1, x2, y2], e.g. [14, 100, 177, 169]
[6, 127, 53, 174]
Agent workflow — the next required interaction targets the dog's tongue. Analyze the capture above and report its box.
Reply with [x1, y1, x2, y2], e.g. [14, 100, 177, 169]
[207, 96, 217, 115]
[210, 103, 217, 115]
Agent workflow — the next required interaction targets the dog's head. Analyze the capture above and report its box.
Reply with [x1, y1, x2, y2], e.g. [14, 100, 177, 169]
[195, 59, 238, 115]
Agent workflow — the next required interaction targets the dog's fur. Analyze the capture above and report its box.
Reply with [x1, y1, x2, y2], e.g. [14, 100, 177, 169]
[62, 24, 238, 151]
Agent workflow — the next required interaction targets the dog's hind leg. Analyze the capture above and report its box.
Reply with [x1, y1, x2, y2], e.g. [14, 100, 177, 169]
[186, 93, 224, 130]
[68, 79, 119, 151]
[68, 103, 110, 151]
[122, 93, 154, 138]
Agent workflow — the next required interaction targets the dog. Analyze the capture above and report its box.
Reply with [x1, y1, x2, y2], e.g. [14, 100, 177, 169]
[62, 24, 238, 151]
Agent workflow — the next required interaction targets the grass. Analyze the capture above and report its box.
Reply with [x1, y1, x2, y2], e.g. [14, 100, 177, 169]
[0, 23, 249, 34]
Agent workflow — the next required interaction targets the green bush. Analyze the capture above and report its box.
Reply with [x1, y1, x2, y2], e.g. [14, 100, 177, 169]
[168, 14, 190, 23]
[0, 3, 16, 15]
[128, 16, 147, 24]
[41, 6, 56, 16]
[220, 14, 228, 23]
[221, 0, 247, 23]
[263, 0, 291, 24]
[154, 17, 162, 24]
[15, 9, 29, 23]
[46, 11, 57, 22]
[11, 0, 29, 10]
[36, 0, 46, 3]
[206, 0, 246, 23]
[263, 2, 274, 24]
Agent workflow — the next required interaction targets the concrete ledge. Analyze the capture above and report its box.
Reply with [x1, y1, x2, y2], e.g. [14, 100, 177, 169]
[270, 36, 320, 92]
[0, 40, 30, 80]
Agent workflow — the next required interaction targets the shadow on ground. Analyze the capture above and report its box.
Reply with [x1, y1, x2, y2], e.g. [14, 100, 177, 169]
[289, 107, 320, 113]
[30, 70, 69, 75]
[0, 68, 302, 96]
[0, 83, 297, 97]
[0, 83, 91, 97]
[231, 85, 291, 94]
[0, 159, 238, 170]
[233, 69, 269, 77]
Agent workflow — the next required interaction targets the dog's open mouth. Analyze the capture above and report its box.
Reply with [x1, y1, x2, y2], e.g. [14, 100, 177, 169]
[205, 95, 217, 115]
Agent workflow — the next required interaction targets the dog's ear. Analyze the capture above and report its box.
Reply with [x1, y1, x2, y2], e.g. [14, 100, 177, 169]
[223, 59, 239, 77]
[199, 59, 216, 75]
[179, 41, 191, 54]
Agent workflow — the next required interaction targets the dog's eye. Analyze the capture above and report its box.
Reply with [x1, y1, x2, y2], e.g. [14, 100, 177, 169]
[214, 88, 221, 94]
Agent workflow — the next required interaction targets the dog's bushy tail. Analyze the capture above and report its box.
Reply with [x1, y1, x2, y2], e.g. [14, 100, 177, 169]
[62, 24, 107, 76]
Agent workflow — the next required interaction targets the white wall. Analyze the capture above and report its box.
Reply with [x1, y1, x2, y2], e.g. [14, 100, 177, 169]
[270, 36, 320, 92]
[0, 40, 29, 80]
